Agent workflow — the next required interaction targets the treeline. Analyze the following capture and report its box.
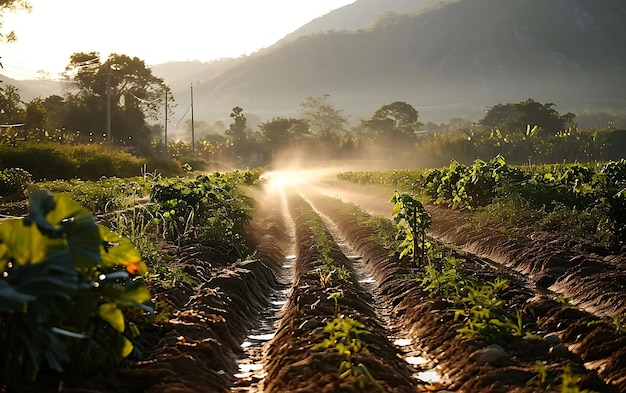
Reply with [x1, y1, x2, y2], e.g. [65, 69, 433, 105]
[3, 63, 626, 172]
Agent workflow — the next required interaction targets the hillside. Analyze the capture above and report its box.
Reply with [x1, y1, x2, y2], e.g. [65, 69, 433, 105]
[282, 0, 445, 40]
[4, 0, 626, 128]
[187, 0, 626, 123]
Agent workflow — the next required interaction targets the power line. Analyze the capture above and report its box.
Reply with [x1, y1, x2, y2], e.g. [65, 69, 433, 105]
[174, 104, 192, 126]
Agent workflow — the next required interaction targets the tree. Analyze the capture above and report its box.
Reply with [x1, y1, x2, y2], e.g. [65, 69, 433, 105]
[225, 106, 249, 160]
[479, 99, 576, 137]
[23, 97, 46, 139]
[41, 95, 68, 132]
[361, 101, 421, 144]
[0, 0, 30, 42]
[259, 117, 310, 158]
[299, 94, 347, 141]
[0, 84, 23, 125]
[64, 52, 170, 147]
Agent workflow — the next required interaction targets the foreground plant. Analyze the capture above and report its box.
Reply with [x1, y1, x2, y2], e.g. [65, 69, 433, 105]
[0, 187, 152, 391]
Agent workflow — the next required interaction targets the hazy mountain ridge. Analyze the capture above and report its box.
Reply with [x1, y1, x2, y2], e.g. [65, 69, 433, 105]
[186, 0, 626, 123]
[5, 0, 626, 126]
[283, 0, 446, 40]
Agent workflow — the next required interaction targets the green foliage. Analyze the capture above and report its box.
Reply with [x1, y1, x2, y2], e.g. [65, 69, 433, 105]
[390, 191, 432, 265]
[299, 94, 348, 140]
[453, 277, 523, 343]
[527, 362, 599, 393]
[341, 156, 626, 250]
[480, 99, 575, 137]
[416, 248, 534, 343]
[39, 176, 149, 214]
[361, 101, 421, 145]
[307, 214, 351, 285]
[420, 254, 464, 298]
[0, 167, 32, 198]
[65, 52, 168, 144]
[111, 205, 192, 289]
[0, 187, 152, 390]
[312, 315, 385, 392]
[149, 171, 258, 255]
[0, 143, 145, 181]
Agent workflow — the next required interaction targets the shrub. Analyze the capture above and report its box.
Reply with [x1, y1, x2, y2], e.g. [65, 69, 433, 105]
[0, 143, 145, 180]
[0, 168, 33, 198]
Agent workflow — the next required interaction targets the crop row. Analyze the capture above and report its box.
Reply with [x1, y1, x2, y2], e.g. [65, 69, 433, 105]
[338, 156, 626, 249]
[305, 191, 621, 392]
[0, 169, 261, 391]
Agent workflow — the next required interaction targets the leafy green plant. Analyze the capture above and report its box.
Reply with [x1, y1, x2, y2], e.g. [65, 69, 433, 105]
[528, 362, 599, 393]
[306, 212, 351, 284]
[149, 171, 255, 254]
[420, 255, 465, 298]
[0, 168, 32, 199]
[0, 187, 152, 390]
[390, 191, 432, 266]
[526, 361, 554, 390]
[312, 315, 385, 392]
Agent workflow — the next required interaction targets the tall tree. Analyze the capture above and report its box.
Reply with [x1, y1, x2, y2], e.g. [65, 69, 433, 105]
[361, 101, 421, 144]
[0, 84, 23, 124]
[64, 52, 170, 147]
[299, 94, 347, 141]
[259, 116, 309, 158]
[225, 106, 249, 160]
[479, 99, 576, 137]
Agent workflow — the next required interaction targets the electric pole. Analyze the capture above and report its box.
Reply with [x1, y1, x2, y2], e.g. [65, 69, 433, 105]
[164, 89, 168, 158]
[190, 83, 195, 157]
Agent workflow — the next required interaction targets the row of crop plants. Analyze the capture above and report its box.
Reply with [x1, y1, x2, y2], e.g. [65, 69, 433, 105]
[338, 156, 626, 250]
[0, 169, 260, 391]
[315, 191, 612, 392]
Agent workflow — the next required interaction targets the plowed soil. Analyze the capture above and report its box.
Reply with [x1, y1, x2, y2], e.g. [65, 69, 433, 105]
[28, 175, 626, 393]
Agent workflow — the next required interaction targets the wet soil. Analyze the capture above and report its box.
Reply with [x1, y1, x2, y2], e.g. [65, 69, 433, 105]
[24, 176, 626, 392]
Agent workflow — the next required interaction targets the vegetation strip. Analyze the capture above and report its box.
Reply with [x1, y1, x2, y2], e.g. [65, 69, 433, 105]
[303, 189, 618, 392]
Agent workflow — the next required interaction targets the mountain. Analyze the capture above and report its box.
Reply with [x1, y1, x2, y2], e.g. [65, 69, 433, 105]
[6, 0, 626, 129]
[0, 74, 66, 101]
[184, 0, 626, 123]
[282, 0, 447, 41]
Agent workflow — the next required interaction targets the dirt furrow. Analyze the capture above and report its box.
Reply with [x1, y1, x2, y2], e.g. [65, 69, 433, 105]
[260, 191, 419, 392]
[301, 187, 620, 392]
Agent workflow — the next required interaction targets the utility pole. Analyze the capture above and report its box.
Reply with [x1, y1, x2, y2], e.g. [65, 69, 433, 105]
[190, 83, 195, 157]
[107, 66, 111, 146]
[164, 89, 168, 158]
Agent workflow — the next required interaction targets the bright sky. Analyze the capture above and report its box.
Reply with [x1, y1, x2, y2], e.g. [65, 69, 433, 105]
[1, 0, 356, 80]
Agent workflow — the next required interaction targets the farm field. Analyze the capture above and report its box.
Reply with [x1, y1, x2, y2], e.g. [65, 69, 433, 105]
[1, 165, 626, 393]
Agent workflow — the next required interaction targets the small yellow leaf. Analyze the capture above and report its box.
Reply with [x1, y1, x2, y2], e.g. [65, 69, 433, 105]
[98, 303, 125, 333]
[120, 336, 134, 358]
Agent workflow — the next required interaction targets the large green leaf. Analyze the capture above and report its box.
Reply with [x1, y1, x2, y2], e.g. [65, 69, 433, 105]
[99, 227, 146, 274]
[22, 188, 102, 269]
[0, 219, 66, 267]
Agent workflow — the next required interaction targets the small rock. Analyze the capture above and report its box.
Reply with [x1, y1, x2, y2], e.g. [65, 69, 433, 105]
[549, 343, 576, 361]
[543, 332, 560, 346]
[470, 344, 507, 366]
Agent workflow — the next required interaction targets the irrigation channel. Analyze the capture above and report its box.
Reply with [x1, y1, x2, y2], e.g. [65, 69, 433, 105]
[228, 171, 625, 392]
[13, 170, 626, 392]
[232, 181, 444, 392]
